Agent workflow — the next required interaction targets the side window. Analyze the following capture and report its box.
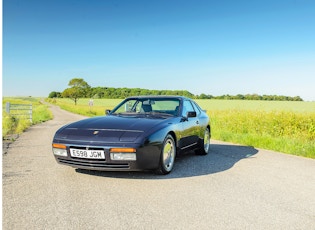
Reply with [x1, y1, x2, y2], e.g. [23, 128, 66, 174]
[135, 101, 142, 112]
[191, 101, 201, 116]
[182, 100, 195, 116]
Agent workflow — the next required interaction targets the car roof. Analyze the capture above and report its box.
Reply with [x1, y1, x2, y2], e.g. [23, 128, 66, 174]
[125, 95, 192, 100]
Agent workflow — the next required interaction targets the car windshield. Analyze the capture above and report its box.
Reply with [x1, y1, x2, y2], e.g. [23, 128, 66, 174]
[111, 98, 180, 117]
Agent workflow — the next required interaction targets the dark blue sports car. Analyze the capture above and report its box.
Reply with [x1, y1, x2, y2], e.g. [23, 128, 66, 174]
[52, 96, 211, 174]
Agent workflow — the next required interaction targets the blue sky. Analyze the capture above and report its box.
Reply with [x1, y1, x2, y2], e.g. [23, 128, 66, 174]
[3, 0, 315, 101]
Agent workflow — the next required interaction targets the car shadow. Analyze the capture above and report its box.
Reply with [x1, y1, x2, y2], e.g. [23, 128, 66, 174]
[76, 143, 258, 179]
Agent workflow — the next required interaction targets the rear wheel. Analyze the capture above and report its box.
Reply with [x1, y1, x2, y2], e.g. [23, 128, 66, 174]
[197, 127, 210, 155]
[156, 134, 176, 175]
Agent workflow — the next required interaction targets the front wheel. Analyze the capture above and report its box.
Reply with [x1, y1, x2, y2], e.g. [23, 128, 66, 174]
[197, 127, 210, 155]
[155, 134, 176, 175]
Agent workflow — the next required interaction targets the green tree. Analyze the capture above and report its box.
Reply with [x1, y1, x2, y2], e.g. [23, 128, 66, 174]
[48, 91, 61, 98]
[62, 78, 90, 105]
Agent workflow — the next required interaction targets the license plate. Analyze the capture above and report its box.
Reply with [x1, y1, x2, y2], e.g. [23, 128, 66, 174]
[70, 148, 105, 159]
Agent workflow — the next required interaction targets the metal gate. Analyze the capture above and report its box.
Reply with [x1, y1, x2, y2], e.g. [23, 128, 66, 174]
[5, 102, 33, 123]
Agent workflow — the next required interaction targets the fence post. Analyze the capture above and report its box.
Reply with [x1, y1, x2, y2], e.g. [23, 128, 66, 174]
[30, 105, 33, 123]
[6, 102, 10, 113]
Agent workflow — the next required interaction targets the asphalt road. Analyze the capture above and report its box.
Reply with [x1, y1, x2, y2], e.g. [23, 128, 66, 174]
[3, 105, 315, 230]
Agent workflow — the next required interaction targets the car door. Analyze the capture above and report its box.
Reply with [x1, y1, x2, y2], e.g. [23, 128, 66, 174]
[191, 100, 205, 138]
[178, 100, 200, 150]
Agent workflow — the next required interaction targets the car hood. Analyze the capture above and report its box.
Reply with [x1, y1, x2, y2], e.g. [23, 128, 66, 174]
[55, 115, 170, 143]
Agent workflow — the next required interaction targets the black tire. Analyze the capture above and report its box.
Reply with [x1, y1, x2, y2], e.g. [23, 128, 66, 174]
[155, 134, 176, 175]
[197, 127, 210, 155]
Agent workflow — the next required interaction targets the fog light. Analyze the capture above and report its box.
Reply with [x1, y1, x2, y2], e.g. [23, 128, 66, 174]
[109, 148, 136, 161]
[53, 148, 68, 157]
[110, 152, 136, 161]
[52, 143, 67, 157]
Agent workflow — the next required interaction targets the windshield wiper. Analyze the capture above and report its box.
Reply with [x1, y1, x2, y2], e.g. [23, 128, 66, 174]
[114, 112, 138, 116]
[143, 111, 174, 117]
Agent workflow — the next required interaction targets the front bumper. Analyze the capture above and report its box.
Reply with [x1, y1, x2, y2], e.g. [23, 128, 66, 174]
[53, 144, 161, 172]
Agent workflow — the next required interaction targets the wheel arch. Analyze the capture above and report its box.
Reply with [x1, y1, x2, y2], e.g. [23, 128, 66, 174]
[167, 131, 178, 151]
[207, 124, 211, 138]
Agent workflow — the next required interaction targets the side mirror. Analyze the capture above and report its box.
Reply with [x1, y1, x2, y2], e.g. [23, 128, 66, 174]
[187, 111, 197, 118]
[181, 111, 197, 122]
[105, 109, 111, 115]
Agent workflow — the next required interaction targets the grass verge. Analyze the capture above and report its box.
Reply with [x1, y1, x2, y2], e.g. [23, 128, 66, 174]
[210, 109, 315, 159]
[2, 97, 53, 137]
